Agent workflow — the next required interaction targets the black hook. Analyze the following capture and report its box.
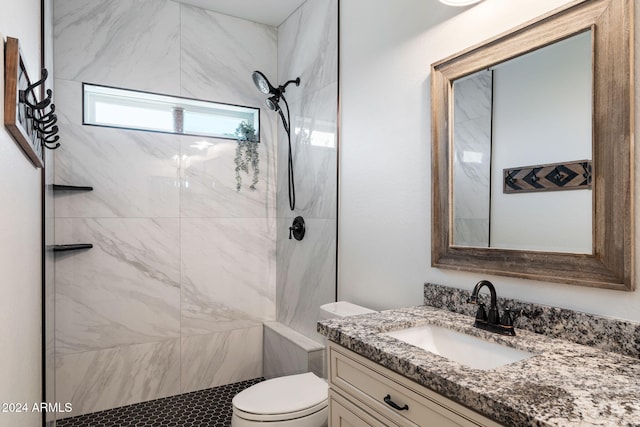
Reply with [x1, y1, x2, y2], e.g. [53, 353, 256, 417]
[34, 104, 56, 124]
[34, 120, 58, 136]
[22, 88, 52, 111]
[25, 68, 48, 95]
[505, 171, 517, 186]
[34, 113, 57, 126]
[43, 142, 61, 150]
[19, 69, 52, 110]
[42, 134, 60, 150]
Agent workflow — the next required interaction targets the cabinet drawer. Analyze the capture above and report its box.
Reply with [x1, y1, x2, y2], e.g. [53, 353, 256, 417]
[328, 342, 502, 427]
[329, 389, 398, 427]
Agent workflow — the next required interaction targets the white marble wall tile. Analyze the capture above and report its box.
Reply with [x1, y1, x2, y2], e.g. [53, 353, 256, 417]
[453, 219, 490, 247]
[56, 339, 180, 418]
[263, 323, 323, 379]
[452, 71, 492, 247]
[309, 350, 325, 379]
[276, 218, 336, 342]
[181, 218, 275, 335]
[55, 218, 180, 354]
[53, 0, 181, 95]
[263, 326, 309, 379]
[178, 5, 279, 220]
[274, 0, 338, 347]
[180, 4, 277, 105]
[276, 84, 338, 219]
[53, 78, 82, 126]
[453, 71, 493, 121]
[181, 327, 262, 393]
[180, 134, 275, 218]
[453, 117, 492, 219]
[277, 0, 338, 103]
[53, 1, 281, 411]
[54, 118, 180, 219]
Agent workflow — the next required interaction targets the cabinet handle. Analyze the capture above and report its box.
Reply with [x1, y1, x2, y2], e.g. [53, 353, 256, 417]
[383, 394, 409, 411]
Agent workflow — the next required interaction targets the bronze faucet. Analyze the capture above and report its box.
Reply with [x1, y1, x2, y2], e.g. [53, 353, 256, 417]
[467, 280, 515, 336]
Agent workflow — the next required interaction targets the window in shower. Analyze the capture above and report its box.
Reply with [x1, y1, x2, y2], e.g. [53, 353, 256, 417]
[83, 83, 260, 141]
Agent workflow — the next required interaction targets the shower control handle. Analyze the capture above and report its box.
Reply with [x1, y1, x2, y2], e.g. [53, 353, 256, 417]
[289, 216, 306, 241]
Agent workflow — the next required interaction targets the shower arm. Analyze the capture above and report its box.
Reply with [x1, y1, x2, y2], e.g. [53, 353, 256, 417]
[279, 78, 301, 95]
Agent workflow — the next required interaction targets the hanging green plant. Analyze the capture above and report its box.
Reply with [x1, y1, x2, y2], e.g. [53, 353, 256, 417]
[234, 122, 259, 191]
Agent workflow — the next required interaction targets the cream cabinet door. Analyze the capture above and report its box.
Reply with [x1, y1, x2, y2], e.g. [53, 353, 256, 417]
[329, 389, 398, 427]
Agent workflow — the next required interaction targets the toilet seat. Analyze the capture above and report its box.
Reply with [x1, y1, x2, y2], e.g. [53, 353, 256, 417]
[233, 400, 327, 422]
[232, 372, 328, 422]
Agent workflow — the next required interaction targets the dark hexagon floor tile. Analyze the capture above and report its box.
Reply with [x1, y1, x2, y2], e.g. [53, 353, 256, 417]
[56, 378, 264, 427]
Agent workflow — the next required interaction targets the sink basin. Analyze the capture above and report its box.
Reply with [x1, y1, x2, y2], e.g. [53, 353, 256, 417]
[383, 324, 534, 370]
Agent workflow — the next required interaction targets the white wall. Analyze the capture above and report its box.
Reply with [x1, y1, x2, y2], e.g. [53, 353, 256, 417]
[339, 0, 640, 323]
[0, 1, 43, 426]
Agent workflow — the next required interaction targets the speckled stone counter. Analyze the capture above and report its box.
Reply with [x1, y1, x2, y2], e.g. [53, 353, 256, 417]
[424, 283, 640, 359]
[318, 305, 640, 426]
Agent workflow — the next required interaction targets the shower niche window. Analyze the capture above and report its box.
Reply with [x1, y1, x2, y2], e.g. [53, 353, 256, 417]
[83, 83, 260, 140]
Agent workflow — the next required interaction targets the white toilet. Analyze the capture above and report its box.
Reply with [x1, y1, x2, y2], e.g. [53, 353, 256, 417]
[231, 302, 376, 426]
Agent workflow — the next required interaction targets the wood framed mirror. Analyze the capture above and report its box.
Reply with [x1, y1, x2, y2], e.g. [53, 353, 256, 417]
[431, 0, 634, 290]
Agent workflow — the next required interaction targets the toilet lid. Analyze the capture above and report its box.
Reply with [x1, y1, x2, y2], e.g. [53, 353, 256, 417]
[232, 373, 328, 420]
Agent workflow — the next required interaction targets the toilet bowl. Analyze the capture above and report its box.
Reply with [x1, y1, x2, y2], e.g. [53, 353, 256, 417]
[231, 302, 376, 427]
[231, 373, 328, 427]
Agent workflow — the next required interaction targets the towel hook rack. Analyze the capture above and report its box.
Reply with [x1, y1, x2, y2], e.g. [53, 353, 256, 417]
[4, 37, 61, 168]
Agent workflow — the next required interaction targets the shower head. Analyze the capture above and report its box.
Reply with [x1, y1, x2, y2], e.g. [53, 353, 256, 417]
[252, 71, 276, 95]
[252, 71, 301, 97]
[265, 95, 280, 111]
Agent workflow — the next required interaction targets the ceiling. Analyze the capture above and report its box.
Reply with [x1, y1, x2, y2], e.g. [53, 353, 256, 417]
[174, 0, 308, 27]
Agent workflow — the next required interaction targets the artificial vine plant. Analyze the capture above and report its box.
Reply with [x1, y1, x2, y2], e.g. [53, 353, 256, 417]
[234, 121, 259, 191]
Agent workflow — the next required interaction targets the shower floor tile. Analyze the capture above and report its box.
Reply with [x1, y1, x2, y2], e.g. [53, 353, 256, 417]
[55, 378, 264, 427]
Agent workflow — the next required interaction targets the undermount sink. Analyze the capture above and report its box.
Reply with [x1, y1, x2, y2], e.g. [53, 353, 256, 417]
[383, 324, 534, 370]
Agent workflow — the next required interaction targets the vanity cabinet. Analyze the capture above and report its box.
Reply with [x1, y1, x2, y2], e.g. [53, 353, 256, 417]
[327, 342, 502, 427]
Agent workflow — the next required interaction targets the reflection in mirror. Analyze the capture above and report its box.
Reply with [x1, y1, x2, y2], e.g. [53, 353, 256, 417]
[452, 31, 592, 253]
[452, 70, 492, 247]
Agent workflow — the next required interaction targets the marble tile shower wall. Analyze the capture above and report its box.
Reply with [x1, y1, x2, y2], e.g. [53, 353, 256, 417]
[276, 0, 339, 343]
[53, 0, 277, 417]
[452, 71, 492, 247]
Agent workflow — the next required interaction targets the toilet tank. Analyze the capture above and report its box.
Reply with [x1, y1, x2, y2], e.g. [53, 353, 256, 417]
[319, 301, 376, 321]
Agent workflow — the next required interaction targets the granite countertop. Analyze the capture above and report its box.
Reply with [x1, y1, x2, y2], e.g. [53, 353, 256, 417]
[318, 305, 640, 427]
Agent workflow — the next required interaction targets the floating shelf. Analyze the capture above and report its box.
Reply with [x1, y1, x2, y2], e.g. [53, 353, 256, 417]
[52, 244, 93, 252]
[52, 184, 93, 192]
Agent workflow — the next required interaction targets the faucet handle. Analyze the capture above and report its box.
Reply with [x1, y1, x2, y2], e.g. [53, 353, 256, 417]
[474, 303, 487, 322]
[500, 308, 514, 327]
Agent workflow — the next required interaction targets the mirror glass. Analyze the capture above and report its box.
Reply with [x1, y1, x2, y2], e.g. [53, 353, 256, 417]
[451, 31, 593, 253]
